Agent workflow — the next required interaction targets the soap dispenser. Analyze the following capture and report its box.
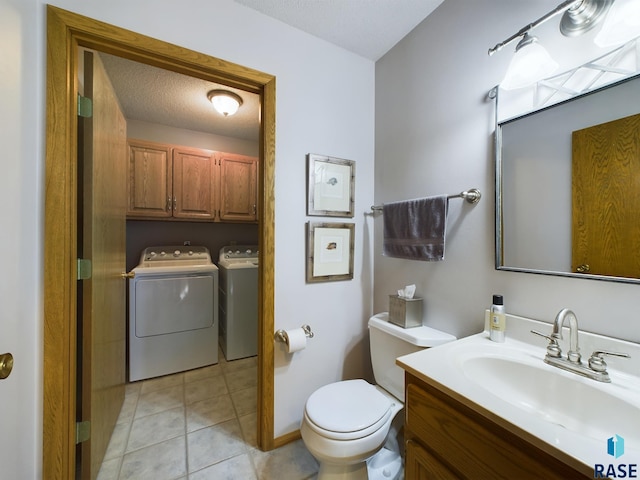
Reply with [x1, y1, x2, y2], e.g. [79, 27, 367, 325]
[490, 294, 506, 343]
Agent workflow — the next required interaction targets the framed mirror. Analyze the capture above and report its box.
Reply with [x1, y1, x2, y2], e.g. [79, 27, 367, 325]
[495, 65, 640, 283]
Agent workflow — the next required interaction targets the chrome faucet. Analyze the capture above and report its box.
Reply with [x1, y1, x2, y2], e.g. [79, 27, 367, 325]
[552, 308, 581, 363]
[531, 308, 630, 383]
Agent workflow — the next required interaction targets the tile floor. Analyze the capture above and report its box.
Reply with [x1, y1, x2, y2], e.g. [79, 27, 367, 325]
[97, 353, 319, 480]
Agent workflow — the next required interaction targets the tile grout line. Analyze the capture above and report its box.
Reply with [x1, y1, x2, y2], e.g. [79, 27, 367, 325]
[223, 361, 261, 479]
[116, 385, 139, 480]
[182, 370, 189, 478]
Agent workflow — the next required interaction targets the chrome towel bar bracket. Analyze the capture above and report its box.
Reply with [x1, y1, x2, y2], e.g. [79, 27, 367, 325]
[370, 188, 481, 211]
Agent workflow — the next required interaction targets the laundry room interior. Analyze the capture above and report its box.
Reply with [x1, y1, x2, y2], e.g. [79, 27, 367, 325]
[101, 49, 262, 371]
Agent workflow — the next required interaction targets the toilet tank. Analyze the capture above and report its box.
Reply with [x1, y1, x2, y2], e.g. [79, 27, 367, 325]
[368, 313, 456, 401]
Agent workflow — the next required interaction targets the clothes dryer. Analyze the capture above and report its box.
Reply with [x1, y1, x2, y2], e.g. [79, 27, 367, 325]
[129, 246, 218, 381]
[218, 245, 258, 361]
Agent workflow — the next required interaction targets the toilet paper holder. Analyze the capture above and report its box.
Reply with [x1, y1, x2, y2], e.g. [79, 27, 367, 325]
[274, 324, 314, 344]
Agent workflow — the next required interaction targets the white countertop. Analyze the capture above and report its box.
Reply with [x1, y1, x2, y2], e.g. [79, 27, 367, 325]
[396, 311, 640, 472]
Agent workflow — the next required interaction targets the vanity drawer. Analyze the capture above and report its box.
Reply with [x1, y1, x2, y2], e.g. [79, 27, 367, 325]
[405, 439, 459, 479]
[405, 375, 589, 479]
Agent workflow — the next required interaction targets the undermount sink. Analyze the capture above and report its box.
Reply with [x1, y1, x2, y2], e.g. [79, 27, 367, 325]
[459, 352, 640, 445]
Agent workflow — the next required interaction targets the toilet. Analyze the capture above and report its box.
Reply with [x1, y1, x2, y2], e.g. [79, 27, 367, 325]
[300, 313, 456, 479]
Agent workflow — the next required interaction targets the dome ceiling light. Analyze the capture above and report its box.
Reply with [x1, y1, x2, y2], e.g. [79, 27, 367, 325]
[207, 89, 244, 116]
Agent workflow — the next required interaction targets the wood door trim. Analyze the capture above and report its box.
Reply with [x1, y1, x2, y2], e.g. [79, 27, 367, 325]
[44, 6, 276, 478]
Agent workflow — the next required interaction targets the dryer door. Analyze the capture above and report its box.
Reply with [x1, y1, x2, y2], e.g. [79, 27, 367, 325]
[133, 273, 215, 337]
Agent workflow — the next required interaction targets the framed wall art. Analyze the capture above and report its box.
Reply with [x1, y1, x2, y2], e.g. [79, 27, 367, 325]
[307, 153, 355, 217]
[306, 222, 355, 283]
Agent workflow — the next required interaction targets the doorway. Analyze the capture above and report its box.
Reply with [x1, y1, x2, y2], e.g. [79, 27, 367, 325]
[44, 6, 276, 479]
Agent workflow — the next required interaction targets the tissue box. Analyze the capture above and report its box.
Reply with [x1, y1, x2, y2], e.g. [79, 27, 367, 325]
[388, 295, 423, 328]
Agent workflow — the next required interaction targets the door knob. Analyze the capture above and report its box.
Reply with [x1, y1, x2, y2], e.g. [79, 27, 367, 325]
[121, 271, 135, 279]
[0, 352, 14, 379]
[576, 264, 590, 273]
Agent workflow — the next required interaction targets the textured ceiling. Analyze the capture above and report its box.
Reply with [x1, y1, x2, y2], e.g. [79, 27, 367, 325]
[234, 0, 444, 61]
[100, 53, 261, 142]
[100, 1, 443, 141]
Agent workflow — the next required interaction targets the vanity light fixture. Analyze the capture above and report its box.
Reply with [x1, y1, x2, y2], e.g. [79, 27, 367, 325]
[500, 33, 559, 90]
[207, 89, 243, 116]
[489, 0, 614, 89]
[593, 0, 640, 47]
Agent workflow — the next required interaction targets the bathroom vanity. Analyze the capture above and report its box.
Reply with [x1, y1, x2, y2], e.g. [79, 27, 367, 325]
[397, 312, 640, 479]
[403, 373, 588, 479]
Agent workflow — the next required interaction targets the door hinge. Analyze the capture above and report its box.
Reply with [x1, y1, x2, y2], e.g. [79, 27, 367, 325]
[76, 421, 91, 444]
[77, 94, 93, 118]
[77, 258, 92, 280]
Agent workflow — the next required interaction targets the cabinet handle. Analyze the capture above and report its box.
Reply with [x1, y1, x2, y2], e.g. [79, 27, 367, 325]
[173, 196, 177, 211]
[166, 196, 171, 212]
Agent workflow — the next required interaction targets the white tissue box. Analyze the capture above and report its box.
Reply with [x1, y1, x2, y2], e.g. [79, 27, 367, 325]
[388, 295, 423, 328]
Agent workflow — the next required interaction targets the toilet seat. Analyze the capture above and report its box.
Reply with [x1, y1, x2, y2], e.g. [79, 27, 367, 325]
[304, 380, 394, 441]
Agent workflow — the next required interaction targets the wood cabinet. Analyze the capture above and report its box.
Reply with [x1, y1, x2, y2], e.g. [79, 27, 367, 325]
[219, 152, 258, 222]
[404, 373, 590, 480]
[172, 146, 216, 220]
[127, 139, 257, 222]
[406, 439, 459, 479]
[127, 140, 172, 218]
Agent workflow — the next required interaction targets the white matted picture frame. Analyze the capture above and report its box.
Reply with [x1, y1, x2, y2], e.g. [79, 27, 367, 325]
[307, 153, 355, 217]
[306, 222, 355, 283]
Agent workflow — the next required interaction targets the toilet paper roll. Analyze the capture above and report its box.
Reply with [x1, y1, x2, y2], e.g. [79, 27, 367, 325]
[285, 328, 307, 353]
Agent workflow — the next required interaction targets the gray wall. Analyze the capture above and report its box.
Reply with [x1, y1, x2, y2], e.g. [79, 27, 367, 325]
[374, 0, 640, 343]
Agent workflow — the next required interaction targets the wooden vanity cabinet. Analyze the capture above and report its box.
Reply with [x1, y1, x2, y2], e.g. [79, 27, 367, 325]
[127, 139, 257, 222]
[405, 439, 459, 479]
[404, 373, 590, 479]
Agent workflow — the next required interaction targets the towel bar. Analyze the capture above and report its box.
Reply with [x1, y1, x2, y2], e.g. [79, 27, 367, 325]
[370, 188, 481, 211]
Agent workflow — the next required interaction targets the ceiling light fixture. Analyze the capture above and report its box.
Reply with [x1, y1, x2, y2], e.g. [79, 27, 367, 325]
[489, 0, 614, 89]
[207, 89, 243, 116]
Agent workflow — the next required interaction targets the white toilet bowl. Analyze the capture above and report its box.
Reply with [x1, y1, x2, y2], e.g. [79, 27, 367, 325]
[301, 314, 456, 480]
[300, 379, 403, 480]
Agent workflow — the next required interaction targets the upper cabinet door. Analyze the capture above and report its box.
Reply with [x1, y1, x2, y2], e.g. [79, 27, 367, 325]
[126, 139, 258, 223]
[127, 139, 173, 218]
[218, 152, 258, 222]
[172, 146, 217, 220]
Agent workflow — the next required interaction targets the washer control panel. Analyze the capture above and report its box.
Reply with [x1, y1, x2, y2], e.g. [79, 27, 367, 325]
[139, 246, 211, 265]
[219, 245, 259, 261]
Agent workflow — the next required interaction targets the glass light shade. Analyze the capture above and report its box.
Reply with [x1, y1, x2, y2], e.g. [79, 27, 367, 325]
[593, 0, 640, 48]
[210, 93, 240, 116]
[501, 37, 559, 90]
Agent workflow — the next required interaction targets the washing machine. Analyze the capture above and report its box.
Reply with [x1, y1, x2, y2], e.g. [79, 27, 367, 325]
[218, 245, 258, 361]
[129, 246, 218, 381]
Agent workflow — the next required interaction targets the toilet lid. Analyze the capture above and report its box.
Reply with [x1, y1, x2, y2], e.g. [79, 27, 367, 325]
[305, 380, 393, 436]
